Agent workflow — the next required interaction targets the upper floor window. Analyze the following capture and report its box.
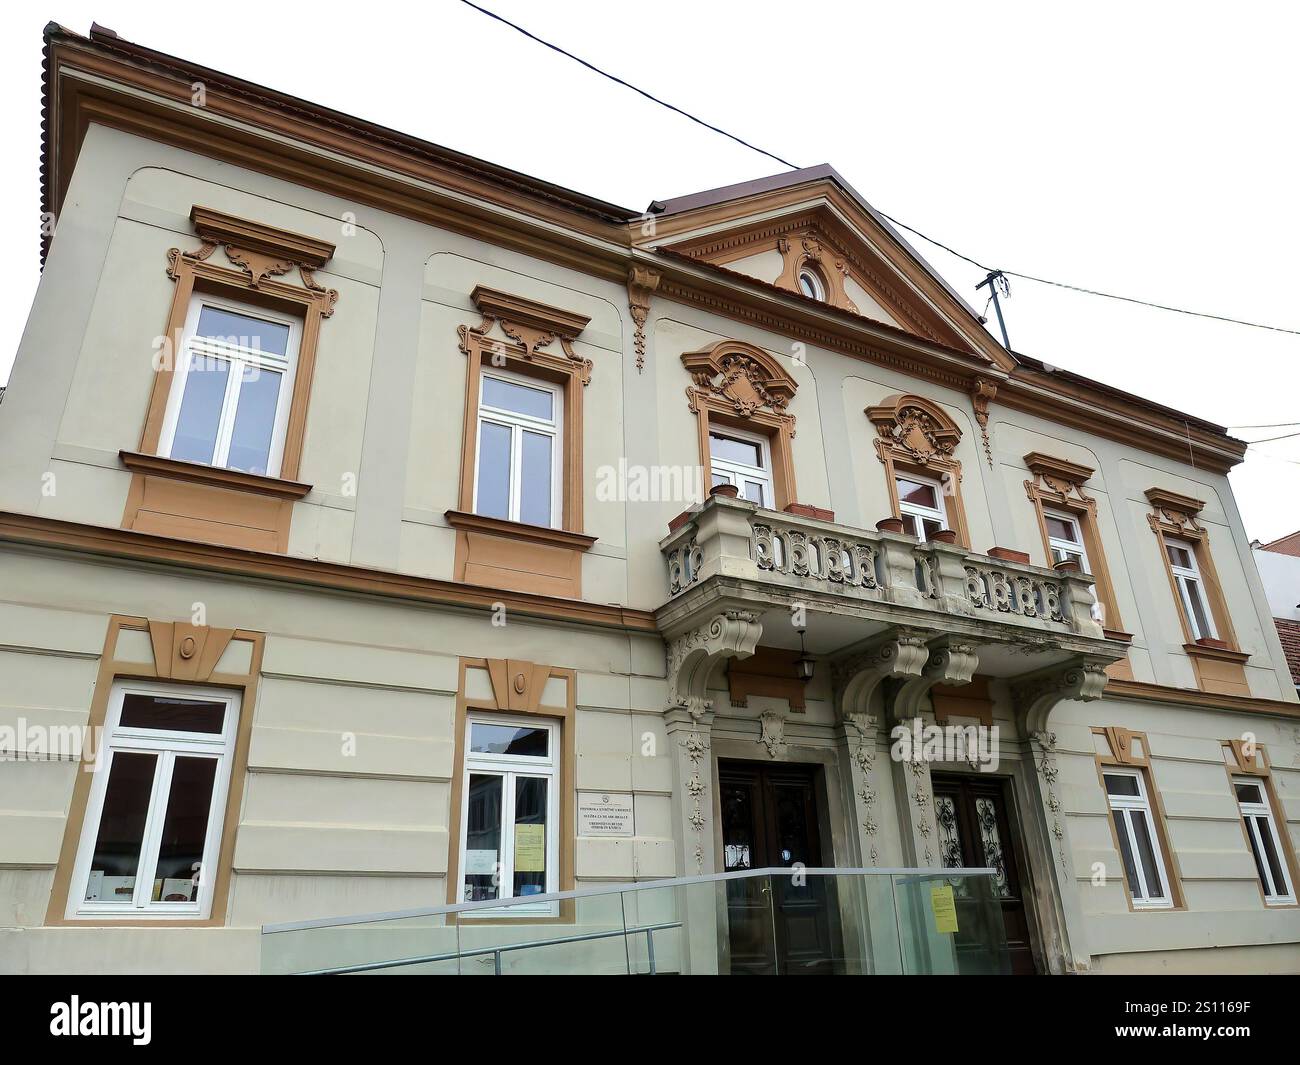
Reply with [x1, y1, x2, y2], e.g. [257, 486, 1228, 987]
[896, 473, 947, 541]
[1166, 538, 1216, 641]
[709, 427, 773, 507]
[458, 714, 559, 916]
[1046, 509, 1104, 621]
[1232, 777, 1295, 905]
[1103, 768, 1173, 909]
[473, 368, 562, 528]
[159, 294, 301, 477]
[68, 680, 241, 919]
[797, 269, 825, 302]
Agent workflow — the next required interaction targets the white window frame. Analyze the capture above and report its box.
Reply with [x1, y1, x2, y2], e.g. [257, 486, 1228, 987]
[896, 472, 948, 542]
[1104, 768, 1174, 909]
[457, 713, 559, 918]
[709, 425, 774, 508]
[1045, 509, 1104, 621]
[472, 367, 563, 529]
[158, 292, 302, 478]
[1166, 538, 1217, 640]
[67, 680, 240, 920]
[1232, 777, 1296, 905]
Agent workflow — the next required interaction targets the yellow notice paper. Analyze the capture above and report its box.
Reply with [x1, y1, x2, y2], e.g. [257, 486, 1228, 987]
[514, 824, 546, 872]
[930, 883, 959, 934]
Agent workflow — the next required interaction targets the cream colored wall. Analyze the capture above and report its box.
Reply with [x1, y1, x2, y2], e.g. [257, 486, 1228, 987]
[0, 544, 676, 973]
[1052, 694, 1300, 967]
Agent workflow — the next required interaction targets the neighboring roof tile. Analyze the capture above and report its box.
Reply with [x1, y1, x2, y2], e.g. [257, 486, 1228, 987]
[1260, 531, 1300, 557]
[1274, 617, 1300, 684]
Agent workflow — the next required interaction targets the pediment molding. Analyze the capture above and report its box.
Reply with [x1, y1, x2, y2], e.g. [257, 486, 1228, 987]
[867, 394, 963, 465]
[457, 285, 594, 384]
[681, 340, 798, 425]
[660, 207, 974, 353]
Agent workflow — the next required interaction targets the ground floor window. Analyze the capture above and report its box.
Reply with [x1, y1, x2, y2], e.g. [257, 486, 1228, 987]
[458, 714, 558, 915]
[1233, 778, 1296, 905]
[68, 681, 240, 919]
[1103, 768, 1173, 909]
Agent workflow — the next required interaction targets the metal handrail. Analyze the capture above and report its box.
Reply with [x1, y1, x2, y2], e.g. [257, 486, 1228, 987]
[299, 920, 684, 976]
[262, 865, 996, 933]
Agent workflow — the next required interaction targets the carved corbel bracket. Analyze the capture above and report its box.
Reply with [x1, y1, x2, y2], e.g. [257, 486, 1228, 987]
[1011, 657, 1110, 734]
[970, 377, 998, 469]
[887, 640, 980, 724]
[758, 710, 787, 759]
[628, 265, 661, 374]
[665, 609, 763, 711]
[831, 629, 930, 724]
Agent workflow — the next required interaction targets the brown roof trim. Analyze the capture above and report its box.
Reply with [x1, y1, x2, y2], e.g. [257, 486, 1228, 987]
[1258, 530, 1300, 556]
[39, 21, 635, 263]
[0, 511, 659, 634]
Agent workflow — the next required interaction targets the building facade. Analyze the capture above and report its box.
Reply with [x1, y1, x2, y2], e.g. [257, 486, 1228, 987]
[1, 24, 1297, 974]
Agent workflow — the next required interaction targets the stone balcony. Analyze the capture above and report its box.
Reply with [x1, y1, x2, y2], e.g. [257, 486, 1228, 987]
[657, 493, 1127, 682]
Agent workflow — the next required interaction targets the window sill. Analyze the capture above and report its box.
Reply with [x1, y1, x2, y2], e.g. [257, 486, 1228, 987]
[444, 510, 596, 551]
[119, 451, 312, 500]
[1182, 641, 1250, 664]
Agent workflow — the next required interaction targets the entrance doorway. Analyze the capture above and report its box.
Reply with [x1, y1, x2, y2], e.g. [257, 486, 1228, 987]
[930, 773, 1037, 974]
[718, 760, 836, 974]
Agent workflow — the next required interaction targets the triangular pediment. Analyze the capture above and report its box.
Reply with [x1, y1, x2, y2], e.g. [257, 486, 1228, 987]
[641, 168, 1014, 369]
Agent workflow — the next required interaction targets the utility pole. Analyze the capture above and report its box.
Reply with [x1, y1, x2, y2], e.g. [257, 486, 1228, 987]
[977, 270, 1011, 349]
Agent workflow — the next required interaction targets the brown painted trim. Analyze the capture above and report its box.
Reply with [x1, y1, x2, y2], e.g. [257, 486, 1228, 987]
[1104, 679, 1300, 719]
[446, 657, 577, 924]
[119, 451, 312, 499]
[1092, 727, 1186, 912]
[44, 614, 263, 927]
[189, 204, 335, 267]
[444, 510, 597, 551]
[0, 511, 659, 633]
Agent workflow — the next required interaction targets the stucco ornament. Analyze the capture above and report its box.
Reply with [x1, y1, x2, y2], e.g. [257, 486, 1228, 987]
[758, 710, 787, 759]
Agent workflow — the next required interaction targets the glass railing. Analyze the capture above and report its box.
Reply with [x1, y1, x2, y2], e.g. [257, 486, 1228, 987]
[261, 867, 1010, 975]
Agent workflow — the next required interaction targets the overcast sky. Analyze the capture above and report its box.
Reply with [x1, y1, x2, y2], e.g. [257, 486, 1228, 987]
[3, 1, 1296, 541]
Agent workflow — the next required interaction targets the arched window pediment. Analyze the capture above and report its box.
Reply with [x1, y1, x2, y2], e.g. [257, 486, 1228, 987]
[866, 394, 963, 465]
[681, 340, 799, 420]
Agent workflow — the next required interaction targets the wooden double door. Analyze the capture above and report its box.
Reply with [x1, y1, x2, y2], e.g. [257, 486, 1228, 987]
[718, 760, 837, 974]
[930, 774, 1038, 974]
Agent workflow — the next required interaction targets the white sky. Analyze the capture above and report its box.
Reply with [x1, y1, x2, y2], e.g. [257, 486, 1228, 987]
[3, 1, 1296, 540]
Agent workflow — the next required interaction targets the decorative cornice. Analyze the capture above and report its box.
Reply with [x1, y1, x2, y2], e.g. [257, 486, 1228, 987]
[1025, 451, 1095, 487]
[458, 287, 594, 384]
[189, 205, 336, 268]
[443, 510, 597, 551]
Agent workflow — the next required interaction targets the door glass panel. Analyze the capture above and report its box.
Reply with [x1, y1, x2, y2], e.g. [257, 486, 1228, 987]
[171, 355, 230, 465]
[153, 756, 218, 902]
[475, 421, 512, 520]
[1184, 580, 1212, 638]
[935, 795, 964, 871]
[84, 752, 157, 902]
[469, 723, 549, 758]
[921, 518, 943, 541]
[482, 376, 553, 421]
[1166, 544, 1194, 569]
[741, 480, 766, 504]
[511, 776, 548, 897]
[226, 366, 282, 475]
[709, 432, 762, 467]
[519, 430, 553, 526]
[711, 471, 734, 488]
[119, 693, 225, 734]
[196, 306, 290, 356]
[974, 797, 1012, 898]
[463, 774, 503, 901]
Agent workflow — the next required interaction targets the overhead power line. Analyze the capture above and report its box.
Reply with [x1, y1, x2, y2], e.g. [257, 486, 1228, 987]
[460, 0, 1300, 338]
